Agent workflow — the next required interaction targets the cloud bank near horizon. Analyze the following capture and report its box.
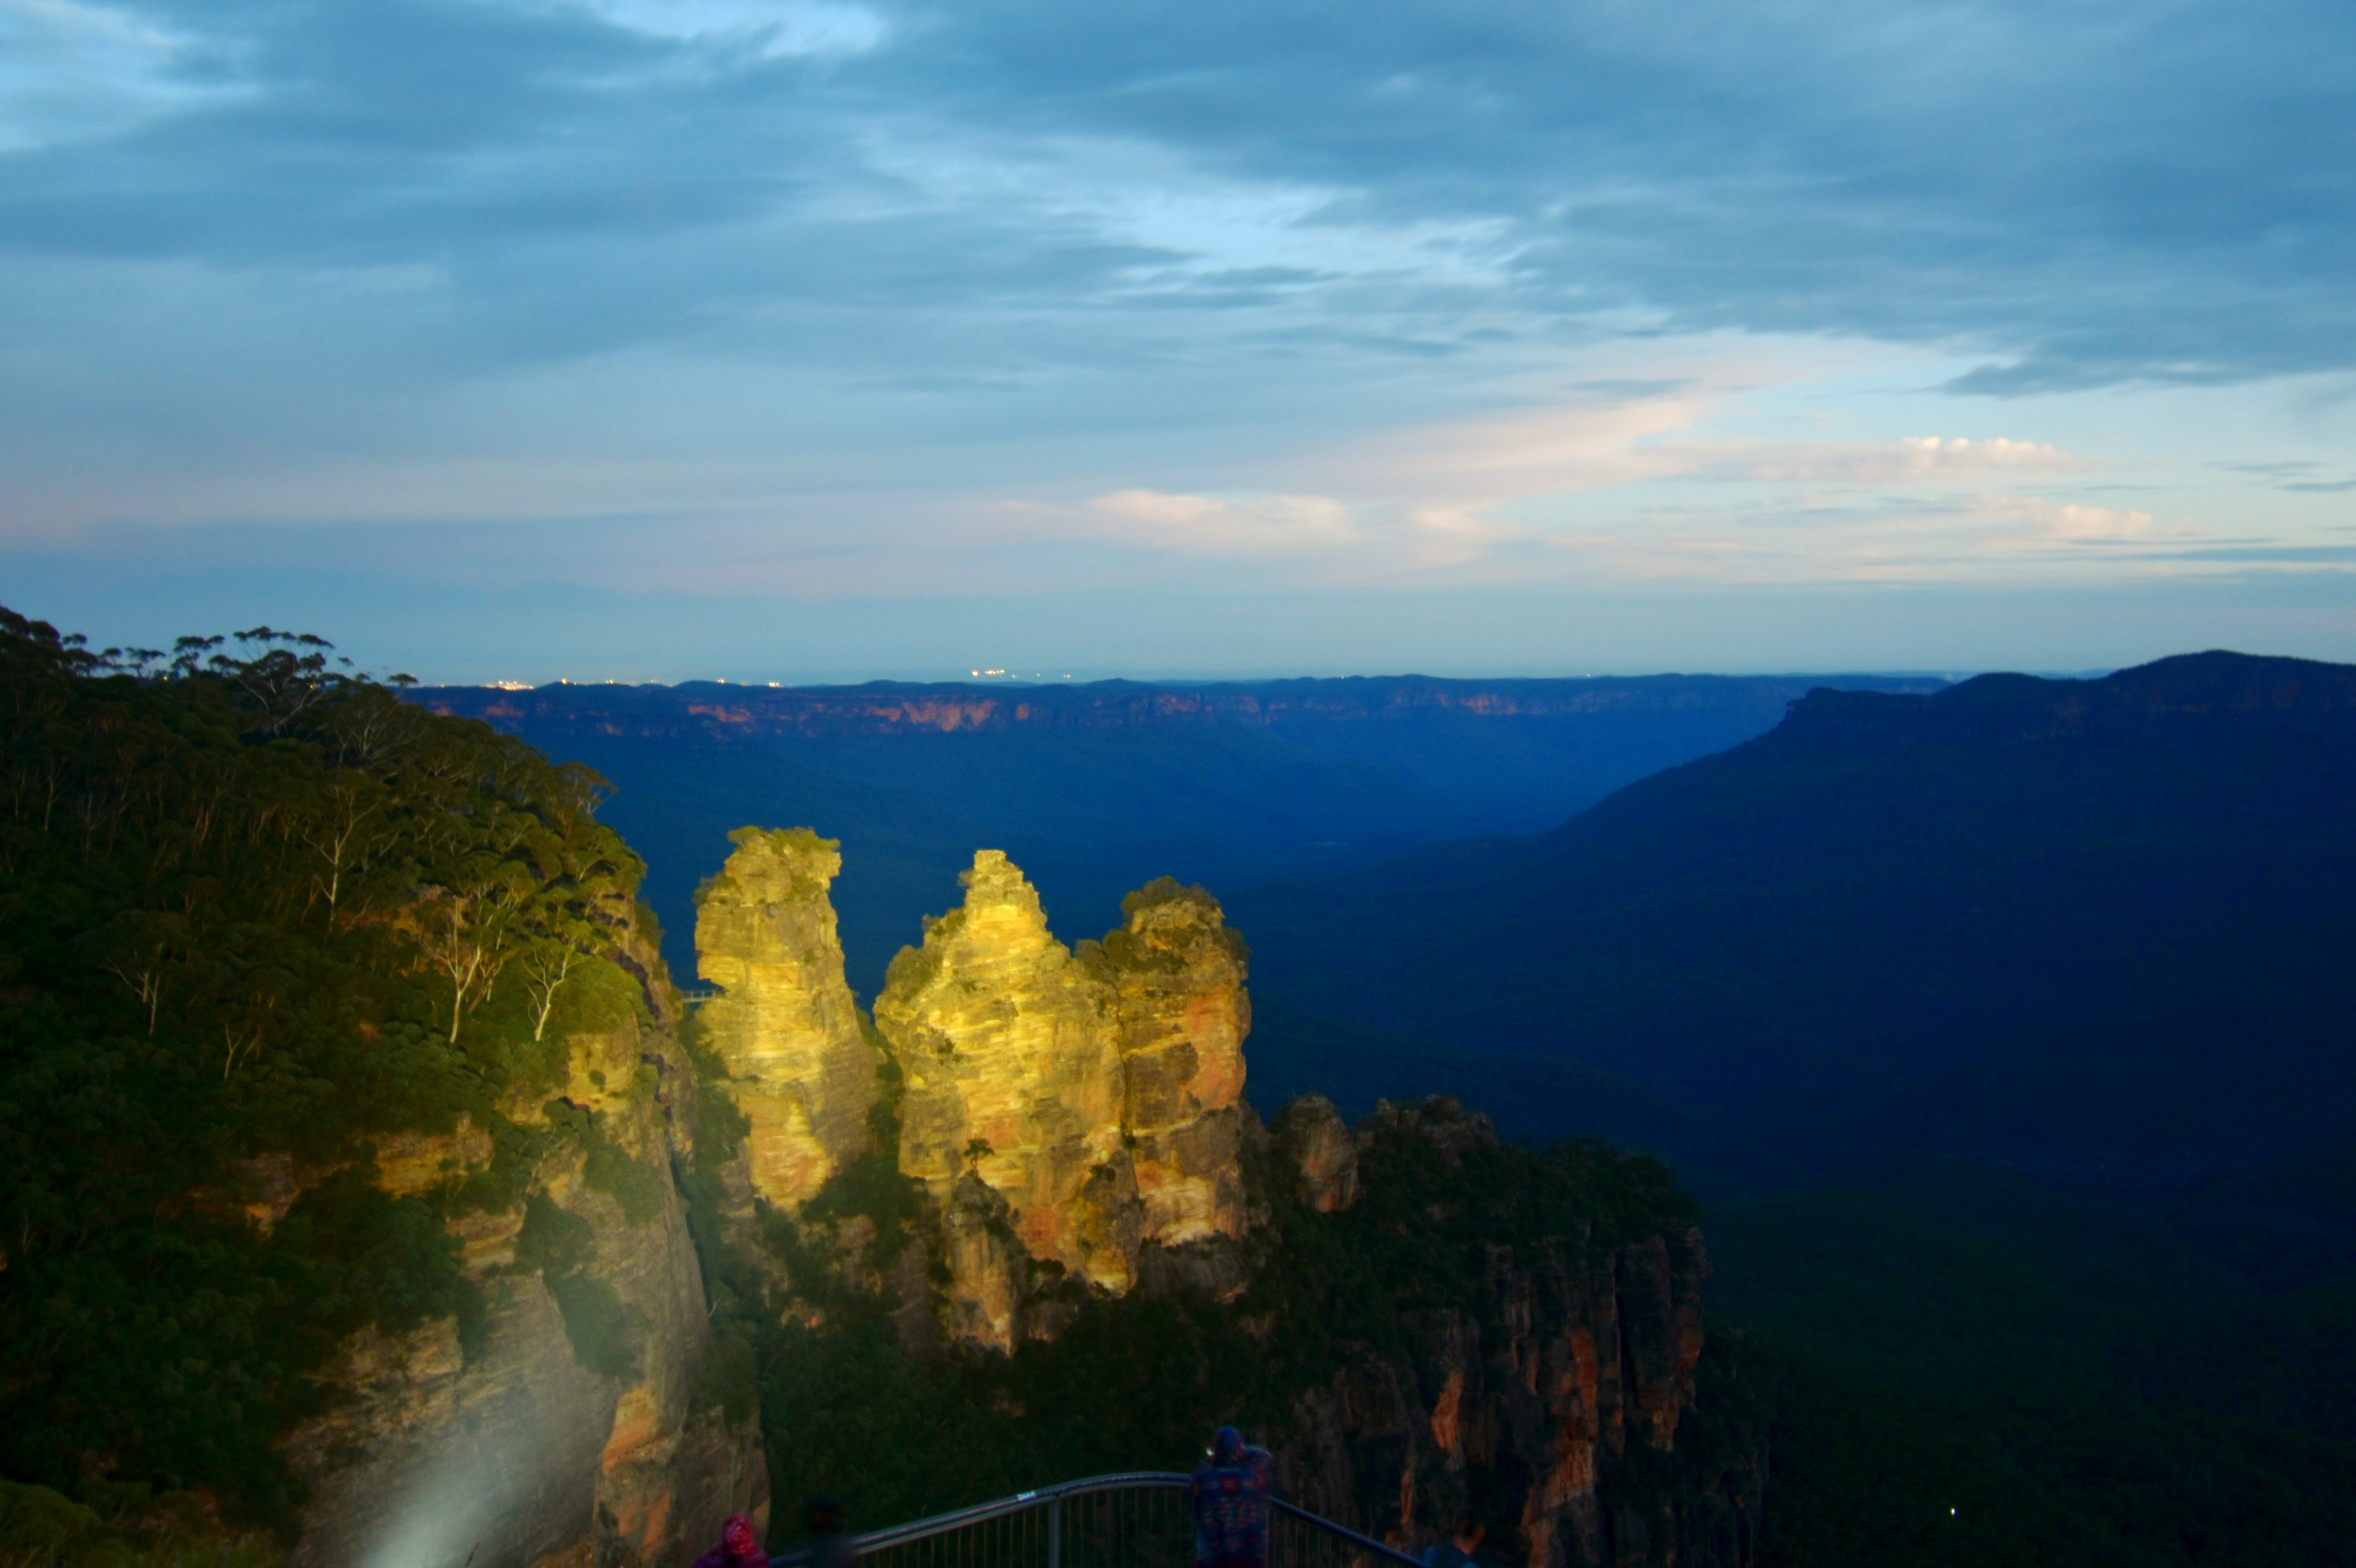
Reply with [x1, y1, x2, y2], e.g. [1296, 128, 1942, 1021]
[2, 0, 2353, 676]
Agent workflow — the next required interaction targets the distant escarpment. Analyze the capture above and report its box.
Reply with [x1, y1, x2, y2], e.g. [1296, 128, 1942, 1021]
[413, 670, 1947, 1012]
[1235, 649, 2356, 1186]
[685, 837, 1760, 1567]
[0, 611, 763, 1568]
[421, 672, 1942, 742]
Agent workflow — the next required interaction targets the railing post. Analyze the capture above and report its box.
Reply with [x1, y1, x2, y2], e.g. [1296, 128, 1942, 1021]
[1047, 1496, 1062, 1568]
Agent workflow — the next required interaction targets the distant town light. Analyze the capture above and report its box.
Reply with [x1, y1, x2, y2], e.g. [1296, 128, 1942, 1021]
[486, 680, 532, 691]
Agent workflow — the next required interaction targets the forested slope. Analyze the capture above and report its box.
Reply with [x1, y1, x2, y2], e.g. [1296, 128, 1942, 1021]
[0, 608, 764, 1567]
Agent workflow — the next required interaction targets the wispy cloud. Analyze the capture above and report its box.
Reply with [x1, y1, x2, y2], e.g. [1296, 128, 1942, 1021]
[1732, 437, 2086, 486]
[569, 0, 886, 55]
[1082, 489, 1358, 556]
[0, 0, 247, 150]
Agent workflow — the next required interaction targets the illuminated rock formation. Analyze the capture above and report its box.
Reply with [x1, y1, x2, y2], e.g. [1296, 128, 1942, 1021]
[694, 827, 880, 1209]
[877, 852, 1133, 1325]
[872, 855, 1259, 1344]
[1275, 1099, 1729, 1568]
[1086, 878, 1252, 1245]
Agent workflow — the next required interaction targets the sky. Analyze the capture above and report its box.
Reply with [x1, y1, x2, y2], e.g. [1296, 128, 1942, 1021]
[4, 0, 2355, 682]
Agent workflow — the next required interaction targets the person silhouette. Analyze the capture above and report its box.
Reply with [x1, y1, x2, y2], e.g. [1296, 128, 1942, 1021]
[693, 1515, 765, 1568]
[1191, 1426, 1274, 1568]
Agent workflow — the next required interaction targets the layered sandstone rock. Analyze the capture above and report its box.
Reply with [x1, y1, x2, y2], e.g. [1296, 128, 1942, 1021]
[1086, 879, 1251, 1247]
[1275, 1098, 1741, 1568]
[1273, 1093, 1358, 1214]
[285, 923, 768, 1568]
[694, 828, 880, 1209]
[868, 853, 1257, 1345]
[877, 852, 1133, 1326]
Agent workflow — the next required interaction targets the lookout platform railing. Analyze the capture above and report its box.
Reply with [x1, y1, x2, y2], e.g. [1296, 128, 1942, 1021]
[767, 1472, 1425, 1568]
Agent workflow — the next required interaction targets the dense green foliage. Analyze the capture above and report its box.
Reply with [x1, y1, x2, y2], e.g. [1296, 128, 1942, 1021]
[691, 1090, 1701, 1551]
[0, 609, 648, 1513]
[0, 1475, 289, 1568]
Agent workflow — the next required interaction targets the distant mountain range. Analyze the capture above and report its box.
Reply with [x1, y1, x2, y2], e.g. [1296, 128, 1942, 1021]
[1232, 651, 2356, 1191]
[416, 671, 1941, 995]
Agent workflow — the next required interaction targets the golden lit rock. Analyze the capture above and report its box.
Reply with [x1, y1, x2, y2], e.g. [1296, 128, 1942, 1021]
[695, 827, 880, 1209]
[879, 851, 1131, 1293]
[875, 854, 1257, 1336]
[1087, 878, 1253, 1247]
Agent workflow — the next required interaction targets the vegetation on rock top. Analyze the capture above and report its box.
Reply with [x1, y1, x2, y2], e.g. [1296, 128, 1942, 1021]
[0, 607, 653, 1514]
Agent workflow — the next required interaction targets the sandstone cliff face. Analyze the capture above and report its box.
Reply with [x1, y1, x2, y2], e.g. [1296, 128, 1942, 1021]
[693, 828, 880, 1210]
[868, 853, 1254, 1347]
[1274, 1100, 1750, 1568]
[1086, 880, 1251, 1249]
[1272, 1093, 1358, 1214]
[877, 852, 1134, 1328]
[695, 838, 1758, 1567]
[282, 926, 768, 1568]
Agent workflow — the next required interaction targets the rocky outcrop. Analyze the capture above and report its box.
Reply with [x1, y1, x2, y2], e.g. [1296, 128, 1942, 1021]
[1086, 880, 1252, 1249]
[867, 852, 1259, 1346]
[283, 924, 767, 1568]
[686, 835, 1758, 1566]
[1274, 1098, 1747, 1568]
[1272, 1093, 1358, 1213]
[694, 828, 880, 1210]
[878, 852, 1135, 1329]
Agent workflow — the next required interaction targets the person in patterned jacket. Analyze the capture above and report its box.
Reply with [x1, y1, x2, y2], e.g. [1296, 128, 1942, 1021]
[1191, 1426, 1275, 1568]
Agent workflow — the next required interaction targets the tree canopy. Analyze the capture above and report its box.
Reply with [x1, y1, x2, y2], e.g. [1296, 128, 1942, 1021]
[0, 608, 651, 1510]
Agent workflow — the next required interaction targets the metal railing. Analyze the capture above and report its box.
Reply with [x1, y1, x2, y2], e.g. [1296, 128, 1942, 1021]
[768, 1472, 1425, 1568]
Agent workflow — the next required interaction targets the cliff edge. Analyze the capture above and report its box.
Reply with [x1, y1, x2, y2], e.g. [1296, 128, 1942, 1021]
[689, 834, 1762, 1568]
[283, 919, 768, 1568]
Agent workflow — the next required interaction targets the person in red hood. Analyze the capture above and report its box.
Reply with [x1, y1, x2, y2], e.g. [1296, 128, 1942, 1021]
[695, 1514, 766, 1568]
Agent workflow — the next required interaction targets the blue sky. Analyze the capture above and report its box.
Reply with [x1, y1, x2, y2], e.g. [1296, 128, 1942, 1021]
[4, 0, 2354, 680]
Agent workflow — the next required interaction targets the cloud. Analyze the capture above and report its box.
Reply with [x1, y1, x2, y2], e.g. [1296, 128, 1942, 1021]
[1084, 489, 1358, 557]
[570, 0, 885, 56]
[0, 0, 245, 150]
[2005, 500, 2165, 546]
[4, 0, 2356, 669]
[4, 0, 2352, 390]
[1736, 437, 2086, 486]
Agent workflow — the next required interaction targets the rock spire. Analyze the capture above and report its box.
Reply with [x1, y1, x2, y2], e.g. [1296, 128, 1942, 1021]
[693, 827, 880, 1209]
[868, 851, 1256, 1347]
[1088, 878, 1252, 1246]
[880, 852, 1131, 1296]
